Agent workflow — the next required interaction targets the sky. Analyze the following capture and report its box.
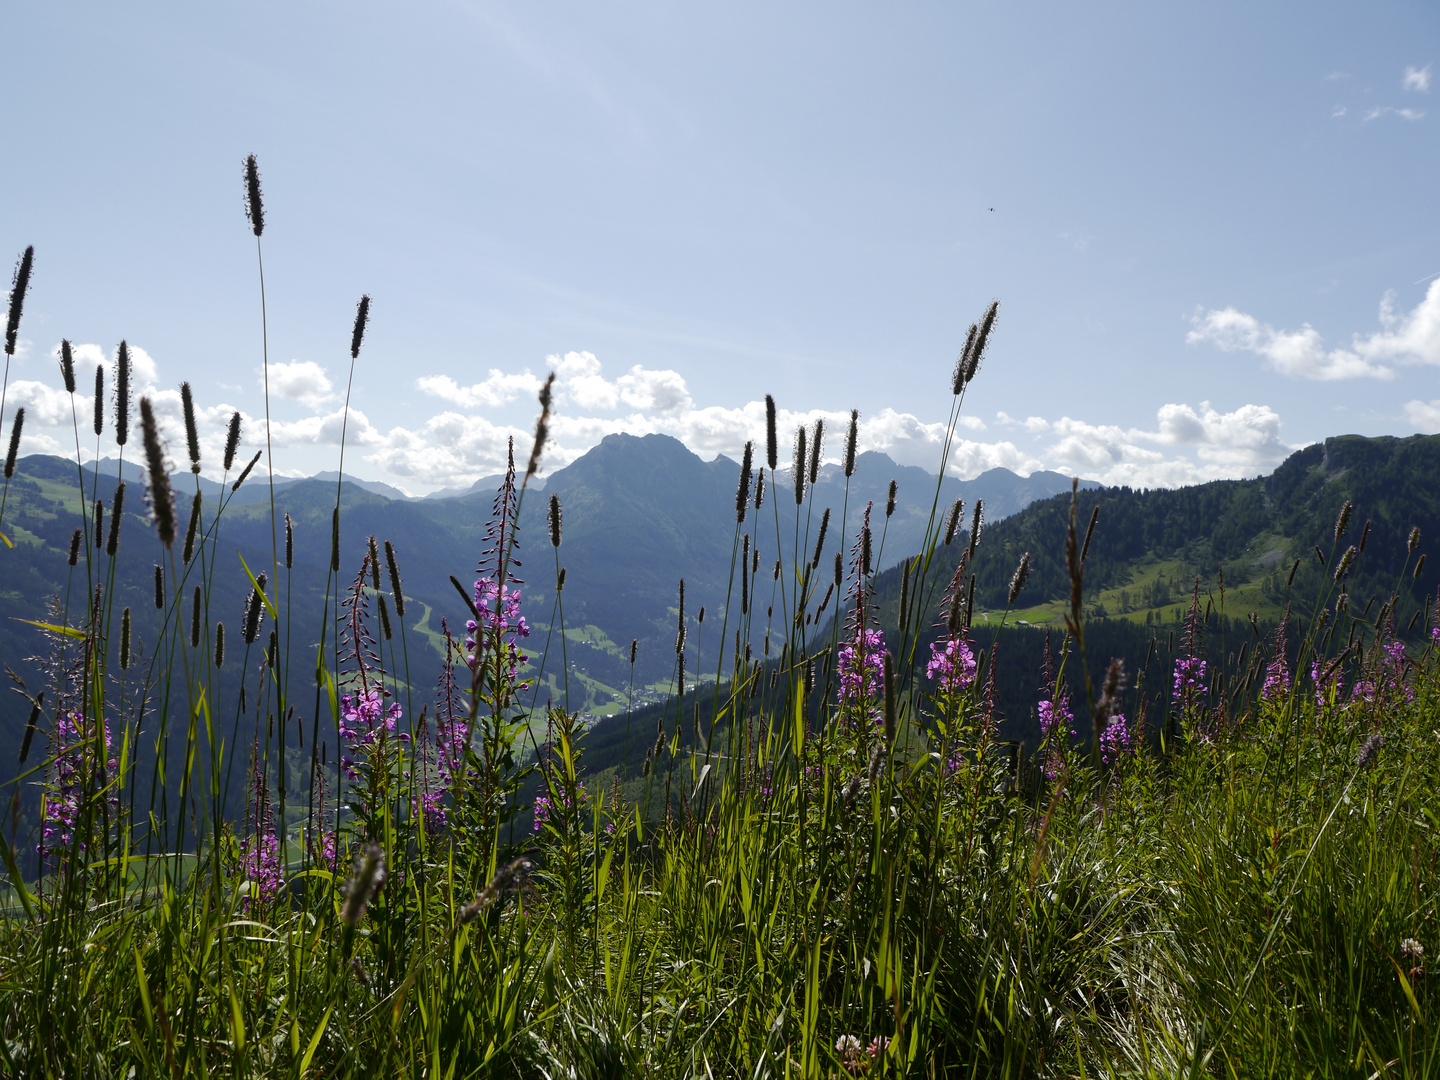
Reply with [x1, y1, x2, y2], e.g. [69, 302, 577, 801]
[2, 1, 1437, 495]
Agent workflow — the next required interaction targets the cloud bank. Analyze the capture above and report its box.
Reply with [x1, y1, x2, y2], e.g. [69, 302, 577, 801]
[1188, 280, 1440, 380]
[2, 343, 1303, 495]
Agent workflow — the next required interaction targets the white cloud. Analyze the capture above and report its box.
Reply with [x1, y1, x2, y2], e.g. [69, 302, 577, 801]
[1187, 307, 1389, 380]
[1332, 105, 1348, 119]
[1188, 283, 1440, 380]
[1363, 106, 1426, 122]
[1404, 399, 1440, 431]
[1404, 65, 1431, 93]
[1038, 401, 1294, 488]
[1325, 71, 1350, 82]
[418, 368, 543, 409]
[267, 360, 334, 410]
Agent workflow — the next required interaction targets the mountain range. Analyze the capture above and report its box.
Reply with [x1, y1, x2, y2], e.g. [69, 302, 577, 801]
[0, 436, 1087, 744]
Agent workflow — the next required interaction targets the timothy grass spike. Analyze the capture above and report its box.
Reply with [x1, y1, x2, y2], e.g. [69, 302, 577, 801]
[4, 246, 33, 356]
[139, 398, 176, 546]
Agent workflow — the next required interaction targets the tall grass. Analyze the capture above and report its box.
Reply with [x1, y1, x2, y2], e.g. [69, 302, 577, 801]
[0, 169, 1438, 1079]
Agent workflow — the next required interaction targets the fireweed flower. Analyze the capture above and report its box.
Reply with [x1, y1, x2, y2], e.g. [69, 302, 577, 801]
[1098, 713, 1133, 766]
[1350, 639, 1414, 710]
[1172, 656, 1208, 705]
[926, 636, 977, 695]
[337, 688, 405, 781]
[415, 789, 447, 834]
[837, 627, 885, 726]
[1037, 695, 1075, 779]
[533, 787, 585, 832]
[1261, 655, 1291, 701]
[239, 831, 284, 909]
[40, 712, 117, 858]
[1311, 660, 1344, 710]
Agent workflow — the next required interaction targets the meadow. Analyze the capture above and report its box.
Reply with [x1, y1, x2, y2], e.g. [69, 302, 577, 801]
[0, 160, 1437, 1078]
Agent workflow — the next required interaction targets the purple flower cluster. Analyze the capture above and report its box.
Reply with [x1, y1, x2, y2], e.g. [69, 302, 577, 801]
[40, 712, 116, 856]
[533, 786, 585, 832]
[337, 687, 404, 781]
[927, 637, 977, 695]
[1310, 660, 1342, 709]
[1037, 695, 1075, 779]
[464, 578, 530, 683]
[1098, 714, 1133, 766]
[837, 627, 885, 723]
[1261, 654, 1291, 702]
[240, 830, 284, 909]
[307, 828, 338, 871]
[415, 789, 447, 834]
[1351, 639, 1414, 708]
[1172, 656, 1207, 705]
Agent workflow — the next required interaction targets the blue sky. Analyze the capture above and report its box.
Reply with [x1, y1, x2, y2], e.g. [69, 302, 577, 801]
[2, 2, 1437, 493]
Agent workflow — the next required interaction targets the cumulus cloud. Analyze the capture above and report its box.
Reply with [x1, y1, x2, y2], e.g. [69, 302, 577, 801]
[1404, 65, 1432, 93]
[267, 360, 335, 409]
[1188, 282, 1440, 380]
[1040, 401, 1294, 488]
[417, 369, 543, 409]
[1404, 399, 1440, 431]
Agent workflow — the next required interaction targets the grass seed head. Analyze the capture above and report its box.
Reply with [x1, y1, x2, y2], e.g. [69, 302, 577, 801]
[3, 407, 22, 478]
[153, 563, 165, 609]
[67, 528, 81, 566]
[243, 155, 264, 237]
[191, 585, 202, 646]
[93, 365, 105, 436]
[232, 449, 262, 493]
[384, 540, 404, 616]
[1334, 499, 1353, 543]
[964, 299, 999, 384]
[223, 410, 242, 471]
[943, 499, 962, 545]
[139, 398, 176, 546]
[106, 481, 126, 556]
[1409, 526, 1422, 554]
[548, 493, 562, 547]
[843, 409, 859, 478]
[886, 479, 897, 519]
[340, 842, 386, 926]
[120, 607, 131, 670]
[214, 622, 225, 667]
[59, 339, 75, 394]
[183, 492, 202, 565]
[1008, 552, 1031, 605]
[812, 507, 830, 570]
[350, 294, 370, 359]
[1335, 544, 1357, 581]
[4, 246, 33, 356]
[952, 322, 978, 394]
[765, 394, 778, 470]
[809, 418, 824, 485]
[367, 536, 381, 590]
[242, 574, 266, 644]
[524, 373, 555, 483]
[178, 382, 201, 473]
[114, 341, 131, 447]
[793, 425, 807, 505]
[735, 440, 753, 523]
